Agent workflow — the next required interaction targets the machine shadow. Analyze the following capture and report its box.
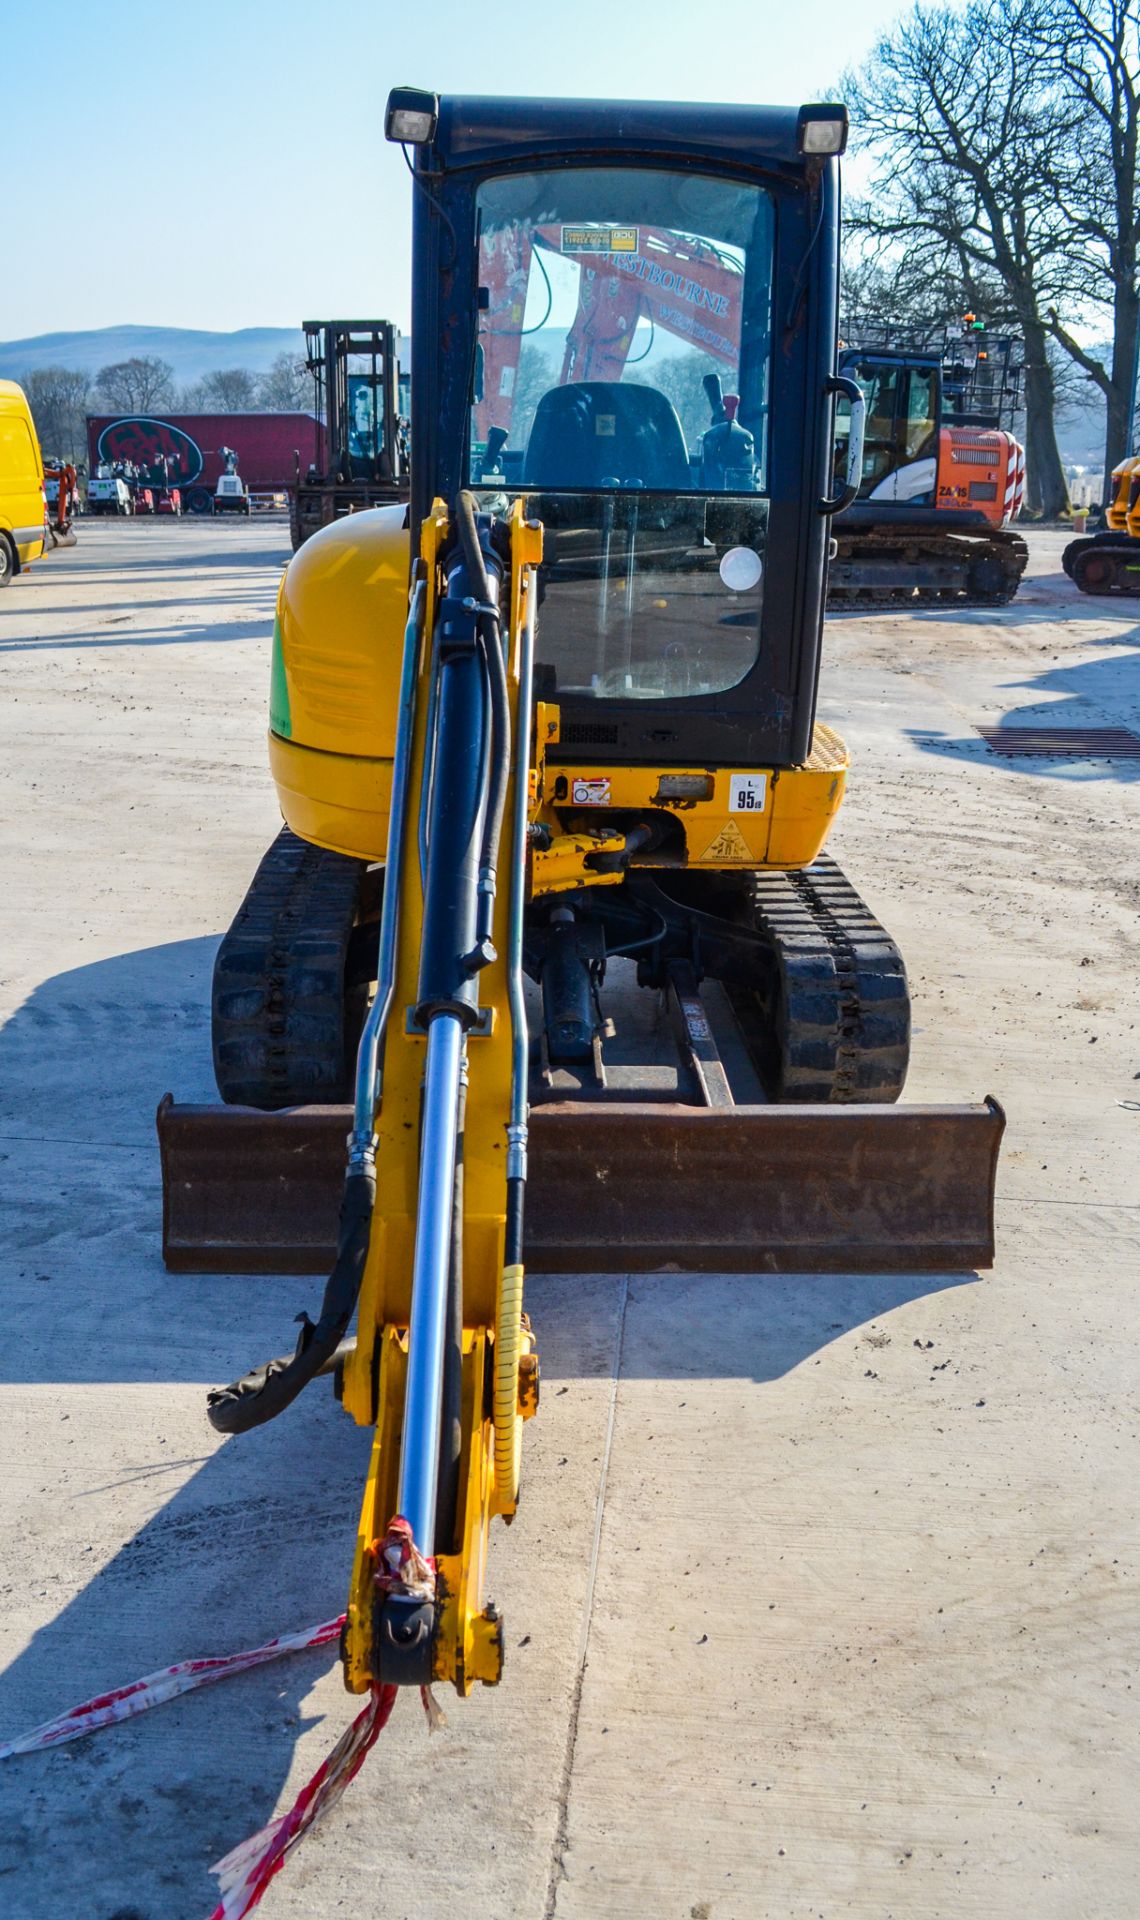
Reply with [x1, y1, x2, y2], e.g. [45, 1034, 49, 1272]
[0, 934, 368, 1915]
[0, 933, 981, 1912]
[906, 630, 1140, 783]
[0, 616, 278, 655]
[823, 563, 1140, 628]
[0, 1395, 373, 1920]
[41, 529, 287, 572]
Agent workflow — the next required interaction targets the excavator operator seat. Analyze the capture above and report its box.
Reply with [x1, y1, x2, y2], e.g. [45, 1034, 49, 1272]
[524, 381, 691, 492]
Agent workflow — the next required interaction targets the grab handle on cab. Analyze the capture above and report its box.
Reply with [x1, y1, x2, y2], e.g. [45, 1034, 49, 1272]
[819, 373, 865, 515]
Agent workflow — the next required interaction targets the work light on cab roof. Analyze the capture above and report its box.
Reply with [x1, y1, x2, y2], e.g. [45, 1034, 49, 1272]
[385, 87, 439, 145]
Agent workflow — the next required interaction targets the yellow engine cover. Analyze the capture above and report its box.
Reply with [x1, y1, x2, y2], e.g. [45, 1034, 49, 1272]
[269, 506, 411, 859]
[269, 504, 847, 875]
[1107, 455, 1140, 533]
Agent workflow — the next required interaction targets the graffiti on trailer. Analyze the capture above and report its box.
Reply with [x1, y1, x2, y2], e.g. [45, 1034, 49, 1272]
[96, 418, 204, 484]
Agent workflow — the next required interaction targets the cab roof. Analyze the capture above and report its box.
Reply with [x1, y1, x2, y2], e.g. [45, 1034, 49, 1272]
[431, 95, 813, 174]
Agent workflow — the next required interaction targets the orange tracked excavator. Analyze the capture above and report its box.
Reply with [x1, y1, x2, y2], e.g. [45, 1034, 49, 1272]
[830, 317, 1027, 603]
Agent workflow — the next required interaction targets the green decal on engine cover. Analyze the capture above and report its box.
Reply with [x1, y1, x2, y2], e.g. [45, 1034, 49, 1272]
[269, 615, 292, 738]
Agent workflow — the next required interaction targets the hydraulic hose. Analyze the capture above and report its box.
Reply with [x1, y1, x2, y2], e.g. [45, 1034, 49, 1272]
[456, 490, 510, 959]
[495, 543, 538, 1509]
[206, 1163, 375, 1434]
[206, 578, 426, 1436]
[505, 564, 537, 1266]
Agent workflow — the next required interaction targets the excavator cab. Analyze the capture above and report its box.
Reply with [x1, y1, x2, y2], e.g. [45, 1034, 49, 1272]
[835, 353, 940, 504]
[410, 101, 842, 767]
[159, 91, 1003, 1709]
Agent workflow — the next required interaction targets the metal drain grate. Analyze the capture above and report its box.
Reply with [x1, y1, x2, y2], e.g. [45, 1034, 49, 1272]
[977, 726, 1140, 758]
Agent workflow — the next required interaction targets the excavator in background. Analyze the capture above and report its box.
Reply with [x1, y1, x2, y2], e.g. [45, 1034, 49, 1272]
[42, 459, 79, 546]
[1063, 454, 1140, 593]
[290, 320, 410, 549]
[829, 317, 1028, 604]
[158, 91, 1003, 1721]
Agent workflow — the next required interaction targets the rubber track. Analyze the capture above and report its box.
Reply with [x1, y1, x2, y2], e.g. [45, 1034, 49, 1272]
[212, 827, 367, 1109]
[829, 529, 1028, 609]
[1070, 540, 1140, 596]
[726, 855, 910, 1103]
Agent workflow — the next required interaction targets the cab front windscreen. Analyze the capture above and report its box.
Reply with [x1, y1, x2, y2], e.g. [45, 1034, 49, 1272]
[469, 166, 774, 494]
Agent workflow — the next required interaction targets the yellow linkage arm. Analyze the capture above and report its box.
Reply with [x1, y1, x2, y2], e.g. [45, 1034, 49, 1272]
[341, 500, 542, 1697]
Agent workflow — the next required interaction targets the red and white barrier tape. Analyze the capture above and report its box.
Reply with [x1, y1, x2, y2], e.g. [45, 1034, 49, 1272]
[0, 1517, 444, 1918]
[0, 1616, 345, 1757]
[206, 1681, 398, 1919]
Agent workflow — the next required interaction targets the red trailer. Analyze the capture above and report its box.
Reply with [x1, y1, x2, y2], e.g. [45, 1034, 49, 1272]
[86, 412, 326, 515]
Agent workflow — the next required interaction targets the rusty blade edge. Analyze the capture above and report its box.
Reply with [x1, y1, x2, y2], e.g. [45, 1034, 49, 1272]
[157, 1095, 1004, 1277]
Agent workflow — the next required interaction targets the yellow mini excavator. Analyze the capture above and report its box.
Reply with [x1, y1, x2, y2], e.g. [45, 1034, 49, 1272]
[1063, 454, 1140, 594]
[158, 90, 1003, 1700]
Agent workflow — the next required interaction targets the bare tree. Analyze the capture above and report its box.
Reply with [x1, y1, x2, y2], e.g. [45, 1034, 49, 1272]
[22, 366, 91, 465]
[256, 352, 312, 412]
[193, 367, 260, 412]
[1037, 0, 1140, 482]
[843, 0, 1080, 516]
[840, 250, 1017, 339]
[94, 356, 175, 412]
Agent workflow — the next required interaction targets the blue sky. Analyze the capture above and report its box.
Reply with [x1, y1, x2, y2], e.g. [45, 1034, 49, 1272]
[3, 0, 907, 340]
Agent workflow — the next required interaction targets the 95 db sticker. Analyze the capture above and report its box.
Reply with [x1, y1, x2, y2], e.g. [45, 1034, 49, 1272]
[572, 777, 611, 806]
[728, 772, 767, 813]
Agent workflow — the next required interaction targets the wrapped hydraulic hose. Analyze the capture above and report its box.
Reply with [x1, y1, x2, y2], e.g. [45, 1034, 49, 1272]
[206, 1162, 375, 1434]
[204, 576, 428, 1437]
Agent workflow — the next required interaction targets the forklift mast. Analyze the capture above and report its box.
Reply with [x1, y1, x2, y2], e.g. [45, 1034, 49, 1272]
[290, 320, 409, 548]
[303, 320, 404, 484]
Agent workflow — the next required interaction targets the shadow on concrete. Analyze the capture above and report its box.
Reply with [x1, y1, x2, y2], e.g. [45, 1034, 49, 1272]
[0, 937, 978, 1389]
[0, 1384, 371, 1919]
[0, 933, 977, 1915]
[0, 617, 277, 655]
[43, 528, 287, 566]
[0, 931, 369, 1917]
[825, 567, 1140, 630]
[905, 631, 1140, 784]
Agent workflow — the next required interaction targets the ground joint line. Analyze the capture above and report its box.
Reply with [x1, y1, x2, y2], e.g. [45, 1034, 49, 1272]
[544, 1272, 630, 1918]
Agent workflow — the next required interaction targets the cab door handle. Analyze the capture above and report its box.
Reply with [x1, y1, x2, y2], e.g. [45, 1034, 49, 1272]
[819, 374, 865, 514]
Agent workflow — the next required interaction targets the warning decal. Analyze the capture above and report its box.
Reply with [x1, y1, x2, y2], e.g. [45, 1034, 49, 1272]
[728, 772, 767, 813]
[561, 226, 639, 254]
[699, 820, 753, 863]
[572, 776, 612, 806]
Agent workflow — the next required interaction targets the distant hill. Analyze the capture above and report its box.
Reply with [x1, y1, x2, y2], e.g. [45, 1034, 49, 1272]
[0, 324, 306, 385]
[0, 321, 1112, 477]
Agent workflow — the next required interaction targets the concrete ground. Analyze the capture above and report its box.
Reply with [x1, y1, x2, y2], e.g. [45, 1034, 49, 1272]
[0, 519, 1136, 1919]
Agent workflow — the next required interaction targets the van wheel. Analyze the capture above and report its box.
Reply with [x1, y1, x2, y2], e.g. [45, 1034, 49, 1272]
[0, 534, 15, 586]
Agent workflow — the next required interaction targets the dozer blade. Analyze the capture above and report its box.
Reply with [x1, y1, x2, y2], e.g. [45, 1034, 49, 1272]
[158, 1094, 1004, 1276]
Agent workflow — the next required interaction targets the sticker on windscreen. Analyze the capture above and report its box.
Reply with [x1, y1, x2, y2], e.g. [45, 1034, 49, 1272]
[561, 226, 638, 253]
[572, 777, 612, 806]
[728, 772, 767, 813]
